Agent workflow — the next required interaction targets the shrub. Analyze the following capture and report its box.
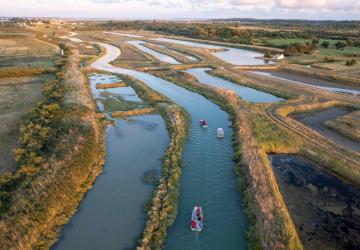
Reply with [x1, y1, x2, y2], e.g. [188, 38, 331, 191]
[322, 41, 330, 48]
[345, 59, 357, 66]
[284, 43, 316, 56]
[264, 50, 272, 58]
[335, 41, 347, 49]
[324, 56, 336, 62]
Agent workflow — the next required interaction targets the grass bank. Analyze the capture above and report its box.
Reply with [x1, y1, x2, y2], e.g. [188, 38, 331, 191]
[95, 82, 126, 89]
[323, 109, 360, 142]
[280, 64, 360, 87]
[0, 46, 105, 249]
[209, 68, 297, 99]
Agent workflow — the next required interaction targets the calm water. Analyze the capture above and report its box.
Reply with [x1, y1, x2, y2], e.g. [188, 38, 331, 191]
[53, 70, 169, 250]
[186, 68, 283, 103]
[93, 43, 248, 250]
[88, 73, 142, 102]
[157, 44, 198, 61]
[153, 37, 268, 65]
[105, 31, 144, 38]
[251, 71, 360, 96]
[127, 40, 181, 64]
[270, 154, 360, 250]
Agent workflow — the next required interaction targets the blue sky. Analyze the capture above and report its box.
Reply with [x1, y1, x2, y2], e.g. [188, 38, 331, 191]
[1, 0, 359, 20]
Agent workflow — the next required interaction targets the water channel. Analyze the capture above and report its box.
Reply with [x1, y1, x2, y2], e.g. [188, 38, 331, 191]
[153, 37, 268, 65]
[53, 73, 169, 250]
[185, 68, 283, 103]
[127, 40, 181, 64]
[92, 42, 249, 249]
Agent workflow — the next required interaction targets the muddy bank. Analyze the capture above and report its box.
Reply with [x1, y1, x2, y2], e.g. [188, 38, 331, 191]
[292, 107, 360, 153]
[270, 154, 360, 250]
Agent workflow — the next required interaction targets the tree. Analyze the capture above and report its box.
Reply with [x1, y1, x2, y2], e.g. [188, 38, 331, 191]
[335, 41, 346, 49]
[322, 41, 330, 48]
[311, 38, 319, 45]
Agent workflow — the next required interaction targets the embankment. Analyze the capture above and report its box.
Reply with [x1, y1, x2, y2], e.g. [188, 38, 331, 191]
[0, 46, 104, 249]
[95, 82, 126, 89]
[111, 107, 155, 117]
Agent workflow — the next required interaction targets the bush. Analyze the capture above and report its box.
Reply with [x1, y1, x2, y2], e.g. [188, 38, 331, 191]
[322, 41, 330, 48]
[324, 56, 336, 62]
[335, 41, 347, 49]
[284, 43, 316, 56]
[264, 50, 272, 58]
[345, 59, 357, 66]
[311, 38, 319, 45]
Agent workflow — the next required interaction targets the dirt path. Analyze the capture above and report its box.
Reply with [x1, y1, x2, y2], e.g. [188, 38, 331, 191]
[292, 107, 360, 153]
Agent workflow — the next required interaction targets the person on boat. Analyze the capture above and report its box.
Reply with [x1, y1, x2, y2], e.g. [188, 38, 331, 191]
[191, 220, 196, 229]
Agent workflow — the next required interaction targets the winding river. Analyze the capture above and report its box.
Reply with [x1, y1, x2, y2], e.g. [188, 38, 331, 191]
[92, 43, 248, 249]
[53, 74, 169, 250]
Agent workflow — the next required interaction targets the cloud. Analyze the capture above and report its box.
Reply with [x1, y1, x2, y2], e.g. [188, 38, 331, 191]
[65, 0, 360, 11]
[1, 0, 360, 19]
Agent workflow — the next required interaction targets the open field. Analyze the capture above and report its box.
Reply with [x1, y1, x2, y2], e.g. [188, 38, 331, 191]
[0, 33, 59, 57]
[0, 75, 54, 174]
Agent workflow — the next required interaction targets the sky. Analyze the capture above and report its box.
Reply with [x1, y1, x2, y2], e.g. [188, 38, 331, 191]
[1, 0, 360, 20]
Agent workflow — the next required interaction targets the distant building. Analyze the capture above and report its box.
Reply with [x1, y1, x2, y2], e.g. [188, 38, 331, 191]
[273, 54, 285, 60]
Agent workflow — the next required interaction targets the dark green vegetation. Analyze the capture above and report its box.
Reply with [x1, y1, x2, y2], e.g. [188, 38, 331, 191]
[88, 19, 360, 48]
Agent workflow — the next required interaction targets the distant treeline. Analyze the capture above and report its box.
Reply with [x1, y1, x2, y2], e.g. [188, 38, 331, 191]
[209, 18, 360, 30]
[91, 20, 360, 46]
[97, 20, 315, 45]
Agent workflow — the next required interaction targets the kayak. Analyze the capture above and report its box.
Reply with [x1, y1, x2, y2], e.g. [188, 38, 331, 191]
[190, 206, 203, 232]
[199, 119, 208, 128]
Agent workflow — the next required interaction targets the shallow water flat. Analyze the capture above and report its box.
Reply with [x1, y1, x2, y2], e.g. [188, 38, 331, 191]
[270, 154, 360, 250]
[89, 73, 142, 103]
[153, 37, 268, 65]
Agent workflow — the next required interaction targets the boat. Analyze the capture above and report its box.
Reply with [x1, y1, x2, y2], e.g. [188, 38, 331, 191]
[190, 206, 203, 232]
[199, 119, 208, 128]
[217, 128, 224, 138]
